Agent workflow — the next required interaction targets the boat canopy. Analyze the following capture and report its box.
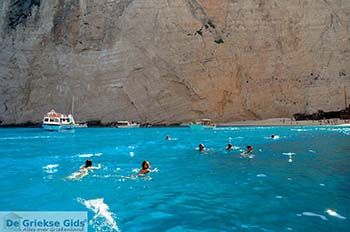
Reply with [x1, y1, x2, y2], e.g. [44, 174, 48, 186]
[47, 109, 61, 118]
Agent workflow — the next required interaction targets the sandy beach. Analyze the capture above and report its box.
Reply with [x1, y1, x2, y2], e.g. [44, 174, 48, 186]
[218, 118, 350, 127]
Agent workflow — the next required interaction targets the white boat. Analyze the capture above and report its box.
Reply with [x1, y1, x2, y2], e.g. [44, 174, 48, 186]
[116, 121, 140, 128]
[42, 110, 76, 131]
[189, 119, 216, 129]
[42, 96, 88, 131]
[74, 123, 88, 128]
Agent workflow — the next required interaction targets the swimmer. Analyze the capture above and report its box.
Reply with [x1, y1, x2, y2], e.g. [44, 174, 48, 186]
[226, 143, 234, 150]
[198, 143, 205, 152]
[138, 160, 158, 176]
[67, 160, 100, 180]
[270, 134, 280, 140]
[81, 159, 93, 170]
[165, 135, 171, 140]
[240, 145, 253, 157]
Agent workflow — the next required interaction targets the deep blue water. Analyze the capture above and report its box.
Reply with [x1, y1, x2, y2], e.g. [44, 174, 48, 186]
[0, 126, 349, 232]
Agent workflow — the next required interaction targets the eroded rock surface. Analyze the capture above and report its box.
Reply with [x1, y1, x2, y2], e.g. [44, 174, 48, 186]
[0, 0, 350, 124]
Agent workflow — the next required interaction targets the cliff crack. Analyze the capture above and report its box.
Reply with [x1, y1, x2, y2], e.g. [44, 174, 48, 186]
[186, 0, 224, 44]
[5, 0, 41, 31]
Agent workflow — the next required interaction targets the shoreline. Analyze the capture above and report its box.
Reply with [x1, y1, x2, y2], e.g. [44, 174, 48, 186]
[217, 118, 349, 127]
[0, 118, 349, 128]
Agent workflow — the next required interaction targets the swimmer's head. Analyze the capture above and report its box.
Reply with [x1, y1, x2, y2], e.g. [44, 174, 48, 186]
[247, 145, 253, 151]
[141, 160, 150, 170]
[226, 143, 233, 149]
[271, 134, 275, 138]
[199, 144, 205, 151]
[165, 135, 170, 140]
[85, 160, 92, 168]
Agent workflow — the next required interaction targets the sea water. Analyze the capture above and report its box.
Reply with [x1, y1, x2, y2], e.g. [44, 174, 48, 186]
[0, 126, 349, 232]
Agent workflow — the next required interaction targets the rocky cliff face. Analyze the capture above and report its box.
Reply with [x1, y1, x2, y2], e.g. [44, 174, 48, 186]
[0, 0, 350, 124]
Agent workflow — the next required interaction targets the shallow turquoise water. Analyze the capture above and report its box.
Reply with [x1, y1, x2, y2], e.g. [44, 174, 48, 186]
[0, 126, 349, 232]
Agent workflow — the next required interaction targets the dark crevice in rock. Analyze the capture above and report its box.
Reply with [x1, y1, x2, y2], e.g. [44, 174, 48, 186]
[0, 121, 41, 128]
[294, 106, 350, 120]
[186, 0, 225, 45]
[4, 103, 8, 112]
[214, 38, 224, 44]
[6, 0, 41, 31]
[207, 20, 215, 29]
[86, 120, 104, 127]
[339, 71, 346, 77]
[310, 72, 320, 80]
[196, 27, 203, 36]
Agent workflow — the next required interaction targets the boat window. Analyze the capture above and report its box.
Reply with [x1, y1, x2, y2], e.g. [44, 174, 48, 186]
[50, 119, 54, 122]
[44, 118, 49, 122]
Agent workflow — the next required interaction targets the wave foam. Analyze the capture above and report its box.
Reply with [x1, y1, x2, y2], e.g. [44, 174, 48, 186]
[77, 198, 120, 232]
[0, 135, 57, 140]
[77, 153, 103, 158]
[282, 152, 296, 156]
[301, 212, 328, 221]
[42, 164, 59, 174]
[214, 127, 239, 130]
[326, 209, 347, 219]
[291, 129, 311, 132]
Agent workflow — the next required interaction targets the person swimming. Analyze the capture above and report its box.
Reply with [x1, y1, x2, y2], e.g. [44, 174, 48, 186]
[240, 145, 253, 157]
[165, 135, 171, 140]
[67, 159, 100, 180]
[226, 143, 233, 150]
[138, 160, 158, 176]
[198, 143, 205, 152]
[81, 159, 93, 170]
[270, 134, 280, 139]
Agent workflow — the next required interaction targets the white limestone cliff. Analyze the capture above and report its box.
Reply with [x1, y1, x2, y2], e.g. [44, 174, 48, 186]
[0, 0, 349, 124]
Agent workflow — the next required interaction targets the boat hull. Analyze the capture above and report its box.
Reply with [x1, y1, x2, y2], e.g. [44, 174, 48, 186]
[42, 124, 74, 131]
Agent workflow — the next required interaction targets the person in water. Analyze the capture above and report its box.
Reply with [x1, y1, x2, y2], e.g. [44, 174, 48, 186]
[198, 143, 205, 152]
[68, 160, 100, 180]
[271, 134, 275, 139]
[80, 159, 101, 171]
[240, 145, 253, 157]
[138, 160, 158, 175]
[81, 160, 93, 170]
[165, 135, 171, 140]
[226, 143, 233, 150]
[246, 145, 253, 153]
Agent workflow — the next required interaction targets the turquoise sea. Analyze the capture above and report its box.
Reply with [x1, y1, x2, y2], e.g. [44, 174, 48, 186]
[0, 126, 349, 231]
